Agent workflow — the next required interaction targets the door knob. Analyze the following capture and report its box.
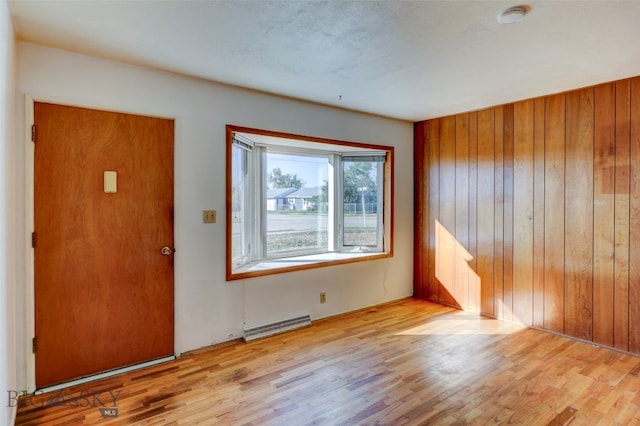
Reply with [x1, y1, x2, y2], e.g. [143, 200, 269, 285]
[161, 246, 173, 256]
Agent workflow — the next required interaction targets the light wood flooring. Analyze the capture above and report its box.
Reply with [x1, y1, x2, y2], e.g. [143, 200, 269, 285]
[15, 298, 640, 425]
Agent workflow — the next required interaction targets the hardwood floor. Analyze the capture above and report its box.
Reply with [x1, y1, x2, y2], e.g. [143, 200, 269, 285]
[15, 298, 640, 425]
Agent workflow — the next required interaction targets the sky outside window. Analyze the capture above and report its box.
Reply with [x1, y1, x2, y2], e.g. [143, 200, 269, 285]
[266, 153, 328, 188]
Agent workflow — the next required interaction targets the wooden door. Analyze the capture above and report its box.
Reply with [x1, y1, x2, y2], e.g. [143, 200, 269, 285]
[34, 102, 174, 388]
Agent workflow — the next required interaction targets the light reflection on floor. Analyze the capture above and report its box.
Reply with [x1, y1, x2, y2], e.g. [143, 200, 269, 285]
[394, 311, 526, 336]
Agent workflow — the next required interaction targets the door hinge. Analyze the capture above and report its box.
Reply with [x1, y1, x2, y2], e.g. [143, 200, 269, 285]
[32, 336, 37, 353]
[31, 231, 37, 249]
[31, 125, 36, 143]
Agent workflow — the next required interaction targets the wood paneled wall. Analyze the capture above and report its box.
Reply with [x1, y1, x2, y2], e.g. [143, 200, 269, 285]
[414, 76, 640, 353]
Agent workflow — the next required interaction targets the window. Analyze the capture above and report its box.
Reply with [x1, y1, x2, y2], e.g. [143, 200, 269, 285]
[226, 125, 393, 280]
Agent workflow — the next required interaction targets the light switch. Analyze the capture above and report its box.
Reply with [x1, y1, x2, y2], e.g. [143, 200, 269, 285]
[203, 210, 216, 223]
[104, 171, 117, 193]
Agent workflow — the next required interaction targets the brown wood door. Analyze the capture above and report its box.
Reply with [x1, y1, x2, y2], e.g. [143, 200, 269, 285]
[34, 102, 174, 388]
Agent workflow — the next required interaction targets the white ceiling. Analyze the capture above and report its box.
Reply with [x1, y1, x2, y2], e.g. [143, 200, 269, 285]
[8, 0, 640, 122]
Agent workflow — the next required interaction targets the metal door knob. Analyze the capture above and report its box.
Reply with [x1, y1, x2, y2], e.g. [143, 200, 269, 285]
[161, 246, 173, 256]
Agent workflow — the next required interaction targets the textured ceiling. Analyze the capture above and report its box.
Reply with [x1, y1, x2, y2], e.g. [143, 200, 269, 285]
[9, 0, 640, 121]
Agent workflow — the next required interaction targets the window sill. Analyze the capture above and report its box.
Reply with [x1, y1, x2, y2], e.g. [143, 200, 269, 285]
[228, 251, 391, 280]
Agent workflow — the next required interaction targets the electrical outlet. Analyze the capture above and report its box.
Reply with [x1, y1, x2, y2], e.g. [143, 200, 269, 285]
[320, 292, 326, 303]
[203, 210, 216, 223]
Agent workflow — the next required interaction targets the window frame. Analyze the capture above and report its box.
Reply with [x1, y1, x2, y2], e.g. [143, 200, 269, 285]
[226, 125, 394, 280]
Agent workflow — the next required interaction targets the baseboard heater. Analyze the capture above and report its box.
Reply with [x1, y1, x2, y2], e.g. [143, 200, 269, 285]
[243, 314, 312, 342]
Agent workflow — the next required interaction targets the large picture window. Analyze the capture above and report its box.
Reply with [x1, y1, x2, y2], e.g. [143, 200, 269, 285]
[226, 125, 393, 280]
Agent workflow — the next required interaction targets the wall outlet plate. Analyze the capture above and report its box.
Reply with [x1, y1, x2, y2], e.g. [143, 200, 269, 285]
[203, 210, 216, 223]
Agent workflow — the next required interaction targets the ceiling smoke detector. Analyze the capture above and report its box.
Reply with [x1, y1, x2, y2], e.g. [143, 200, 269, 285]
[498, 5, 529, 24]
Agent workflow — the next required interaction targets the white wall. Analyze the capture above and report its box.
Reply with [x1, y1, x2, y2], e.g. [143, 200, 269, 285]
[14, 42, 414, 390]
[1, 2, 17, 425]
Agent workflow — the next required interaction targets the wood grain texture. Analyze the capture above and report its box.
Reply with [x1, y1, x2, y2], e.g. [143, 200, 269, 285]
[16, 298, 640, 425]
[428, 119, 441, 302]
[513, 99, 534, 326]
[34, 103, 174, 387]
[468, 112, 479, 312]
[437, 116, 458, 307]
[477, 108, 495, 316]
[502, 104, 514, 321]
[629, 77, 640, 353]
[414, 75, 640, 357]
[543, 93, 566, 334]
[413, 121, 427, 298]
[564, 87, 594, 341]
[593, 82, 615, 347]
[614, 79, 631, 351]
[494, 105, 505, 320]
[455, 113, 470, 310]
[533, 97, 546, 329]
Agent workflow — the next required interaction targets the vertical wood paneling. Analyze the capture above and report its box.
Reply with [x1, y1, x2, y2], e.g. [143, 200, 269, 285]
[414, 75, 640, 357]
[502, 105, 515, 321]
[564, 87, 594, 341]
[533, 97, 546, 328]
[413, 122, 427, 298]
[629, 77, 640, 353]
[494, 106, 505, 320]
[455, 114, 470, 309]
[614, 80, 631, 351]
[477, 108, 495, 316]
[438, 116, 458, 307]
[564, 88, 596, 340]
[513, 99, 535, 326]
[428, 119, 441, 302]
[544, 93, 566, 334]
[468, 112, 479, 312]
[593, 83, 615, 347]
